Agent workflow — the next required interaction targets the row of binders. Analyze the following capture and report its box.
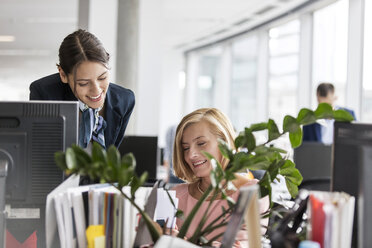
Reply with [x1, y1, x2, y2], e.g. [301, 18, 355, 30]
[45, 175, 178, 248]
[307, 191, 355, 248]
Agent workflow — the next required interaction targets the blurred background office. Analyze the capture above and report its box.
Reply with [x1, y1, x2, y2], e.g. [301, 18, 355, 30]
[0, 0, 370, 150]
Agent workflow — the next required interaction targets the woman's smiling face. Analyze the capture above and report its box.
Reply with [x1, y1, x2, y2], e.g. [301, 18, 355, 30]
[62, 61, 109, 109]
[181, 120, 222, 178]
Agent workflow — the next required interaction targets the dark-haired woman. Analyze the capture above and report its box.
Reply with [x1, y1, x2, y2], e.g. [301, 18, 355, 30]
[29, 29, 135, 150]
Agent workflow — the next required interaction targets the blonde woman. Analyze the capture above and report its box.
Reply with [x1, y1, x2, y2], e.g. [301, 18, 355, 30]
[172, 108, 268, 247]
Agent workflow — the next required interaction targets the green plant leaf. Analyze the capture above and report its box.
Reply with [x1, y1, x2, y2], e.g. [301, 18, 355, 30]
[107, 145, 121, 168]
[267, 159, 283, 180]
[107, 145, 121, 181]
[259, 172, 272, 200]
[54, 151, 67, 170]
[130, 176, 140, 198]
[119, 167, 133, 187]
[71, 145, 91, 165]
[280, 160, 303, 186]
[203, 152, 224, 177]
[287, 168, 303, 185]
[122, 153, 136, 169]
[253, 145, 269, 155]
[268, 147, 287, 154]
[224, 171, 236, 182]
[203, 151, 215, 161]
[234, 135, 245, 148]
[65, 147, 77, 169]
[244, 128, 256, 151]
[314, 103, 333, 119]
[297, 108, 316, 125]
[253, 145, 286, 155]
[138, 171, 148, 187]
[280, 159, 295, 170]
[283, 115, 300, 133]
[333, 109, 355, 121]
[246, 160, 271, 171]
[230, 152, 271, 171]
[289, 127, 303, 148]
[217, 139, 233, 159]
[285, 178, 299, 198]
[92, 142, 107, 164]
[250, 122, 268, 131]
[268, 119, 280, 141]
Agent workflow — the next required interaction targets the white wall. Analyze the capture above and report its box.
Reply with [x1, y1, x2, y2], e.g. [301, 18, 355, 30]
[157, 48, 184, 147]
[135, 0, 163, 136]
[135, 0, 184, 145]
[88, 0, 118, 83]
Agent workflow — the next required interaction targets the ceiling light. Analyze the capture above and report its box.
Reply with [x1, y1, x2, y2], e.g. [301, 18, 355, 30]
[0, 36, 15, 42]
[0, 49, 51, 56]
[179, 71, 186, 90]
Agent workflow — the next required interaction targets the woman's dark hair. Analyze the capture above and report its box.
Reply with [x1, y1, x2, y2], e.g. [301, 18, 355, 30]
[58, 29, 110, 75]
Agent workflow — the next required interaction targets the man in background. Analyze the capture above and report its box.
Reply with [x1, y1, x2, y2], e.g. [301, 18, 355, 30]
[302, 82, 356, 144]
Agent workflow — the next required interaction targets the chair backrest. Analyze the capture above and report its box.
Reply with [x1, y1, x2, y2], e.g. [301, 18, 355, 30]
[298, 178, 330, 191]
[294, 142, 332, 191]
[293, 142, 332, 181]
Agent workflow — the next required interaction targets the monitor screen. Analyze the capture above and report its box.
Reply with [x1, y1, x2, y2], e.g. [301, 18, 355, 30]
[118, 136, 159, 185]
[0, 101, 78, 247]
[333, 122, 372, 248]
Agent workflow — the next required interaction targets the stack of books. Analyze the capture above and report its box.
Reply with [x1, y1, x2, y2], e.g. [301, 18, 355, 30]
[46, 175, 178, 248]
[307, 191, 355, 248]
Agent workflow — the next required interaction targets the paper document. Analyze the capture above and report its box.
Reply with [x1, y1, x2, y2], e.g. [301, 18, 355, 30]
[45, 174, 80, 248]
[154, 188, 178, 229]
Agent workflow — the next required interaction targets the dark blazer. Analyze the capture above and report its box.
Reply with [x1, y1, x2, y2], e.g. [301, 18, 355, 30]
[29, 73, 135, 148]
[302, 107, 356, 142]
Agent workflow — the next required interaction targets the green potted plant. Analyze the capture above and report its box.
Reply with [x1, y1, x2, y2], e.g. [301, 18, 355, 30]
[54, 103, 354, 247]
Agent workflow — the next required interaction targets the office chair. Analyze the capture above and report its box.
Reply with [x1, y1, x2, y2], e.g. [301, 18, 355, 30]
[299, 177, 331, 191]
[294, 142, 332, 192]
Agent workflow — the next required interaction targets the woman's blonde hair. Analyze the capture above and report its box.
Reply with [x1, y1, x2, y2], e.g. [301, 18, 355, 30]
[173, 108, 236, 183]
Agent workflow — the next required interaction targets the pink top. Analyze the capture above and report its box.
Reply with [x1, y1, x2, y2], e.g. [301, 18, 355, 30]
[174, 183, 250, 247]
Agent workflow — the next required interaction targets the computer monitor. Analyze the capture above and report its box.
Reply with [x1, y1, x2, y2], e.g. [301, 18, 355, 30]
[333, 122, 372, 248]
[0, 101, 78, 247]
[118, 136, 159, 185]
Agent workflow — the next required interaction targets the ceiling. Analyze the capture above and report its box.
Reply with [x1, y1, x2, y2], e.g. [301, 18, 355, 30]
[161, 0, 311, 50]
[0, 0, 314, 55]
[0, 0, 77, 88]
[0, 0, 314, 96]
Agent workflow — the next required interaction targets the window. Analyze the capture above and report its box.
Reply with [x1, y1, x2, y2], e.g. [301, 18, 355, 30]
[268, 19, 300, 126]
[195, 47, 223, 108]
[312, 0, 349, 108]
[230, 35, 258, 131]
